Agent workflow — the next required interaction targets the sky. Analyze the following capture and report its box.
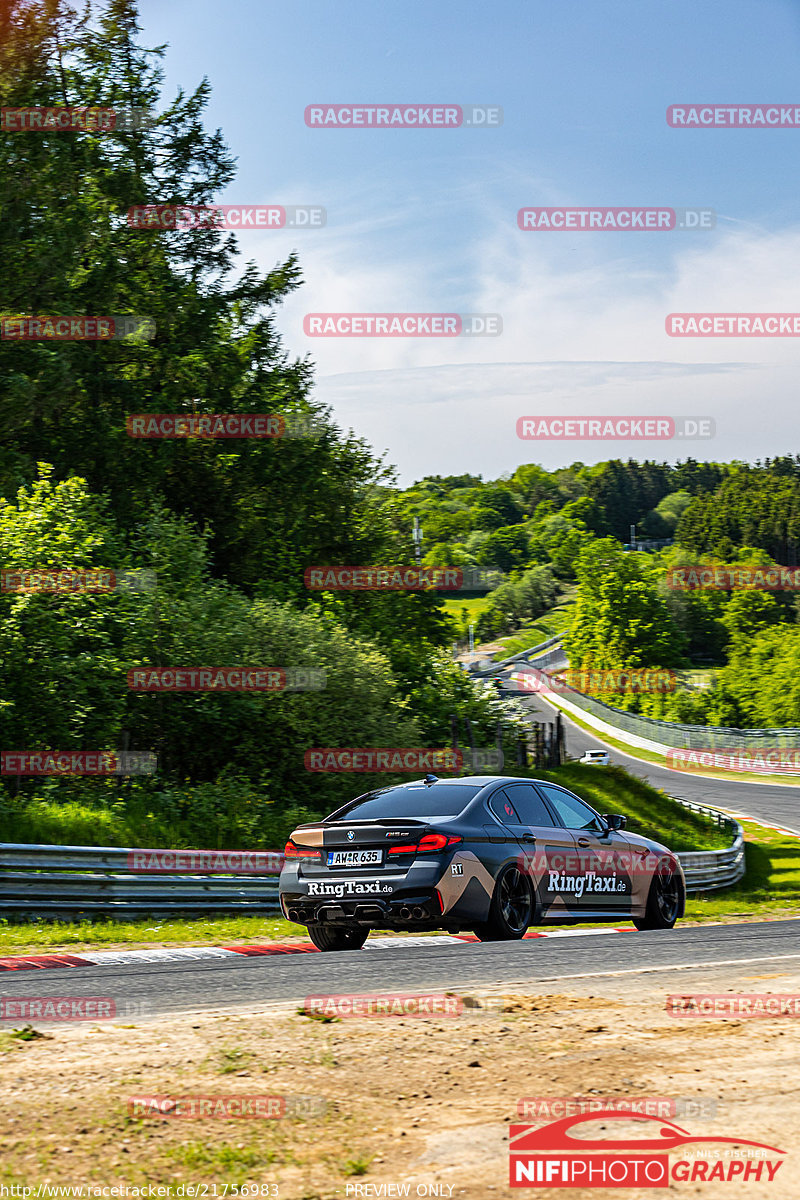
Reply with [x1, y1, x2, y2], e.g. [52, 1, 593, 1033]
[137, 0, 800, 485]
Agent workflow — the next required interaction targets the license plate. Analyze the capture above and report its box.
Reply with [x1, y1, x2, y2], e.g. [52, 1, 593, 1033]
[327, 849, 383, 867]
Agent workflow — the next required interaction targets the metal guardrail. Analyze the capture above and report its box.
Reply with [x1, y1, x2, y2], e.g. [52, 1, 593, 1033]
[671, 798, 746, 892]
[476, 633, 567, 677]
[493, 637, 800, 752]
[0, 843, 282, 919]
[522, 652, 800, 751]
[559, 682, 800, 750]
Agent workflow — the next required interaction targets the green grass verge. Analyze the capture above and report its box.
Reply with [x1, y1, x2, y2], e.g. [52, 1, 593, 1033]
[440, 595, 494, 626]
[443, 589, 576, 657]
[494, 593, 576, 659]
[539, 763, 730, 852]
[0, 914, 307, 955]
[683, 820, 800, 922]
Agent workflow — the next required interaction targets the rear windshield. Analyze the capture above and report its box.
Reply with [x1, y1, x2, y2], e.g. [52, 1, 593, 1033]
[328, 783, 482, 821]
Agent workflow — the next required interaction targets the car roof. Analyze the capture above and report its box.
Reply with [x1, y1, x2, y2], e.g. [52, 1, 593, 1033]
[386, 775, 556, 787]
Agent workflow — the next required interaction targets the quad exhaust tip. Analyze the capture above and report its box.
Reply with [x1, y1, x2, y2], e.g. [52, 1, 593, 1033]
[398, 904, 428, 921]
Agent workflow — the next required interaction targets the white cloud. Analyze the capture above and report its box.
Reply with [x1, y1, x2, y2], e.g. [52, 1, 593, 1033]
[236, 209, 800, 482]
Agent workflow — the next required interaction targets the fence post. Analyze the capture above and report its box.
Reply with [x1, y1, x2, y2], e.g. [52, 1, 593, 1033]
[464, 717, 476, 770]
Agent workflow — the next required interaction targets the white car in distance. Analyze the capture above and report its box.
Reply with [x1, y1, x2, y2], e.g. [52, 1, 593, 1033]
[579, 749, 611, 766]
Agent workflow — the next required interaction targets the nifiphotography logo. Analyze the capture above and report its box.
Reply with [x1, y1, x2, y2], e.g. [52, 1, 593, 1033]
[509, 1112, 785, 1187]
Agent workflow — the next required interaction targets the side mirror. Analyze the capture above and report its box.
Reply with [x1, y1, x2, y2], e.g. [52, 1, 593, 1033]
[603, 813, 627, 831]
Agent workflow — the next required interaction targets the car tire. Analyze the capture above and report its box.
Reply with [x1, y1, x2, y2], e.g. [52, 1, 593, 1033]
[633, 859, 682, 930]
[306, 923, 370, 952]
[473, 864, 534, 941]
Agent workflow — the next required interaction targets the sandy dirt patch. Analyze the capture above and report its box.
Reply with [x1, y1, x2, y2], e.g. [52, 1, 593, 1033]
[0, 965, 797, 1198]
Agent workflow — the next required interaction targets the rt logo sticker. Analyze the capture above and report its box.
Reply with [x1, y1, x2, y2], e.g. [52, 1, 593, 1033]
[451, 863, 464, 876]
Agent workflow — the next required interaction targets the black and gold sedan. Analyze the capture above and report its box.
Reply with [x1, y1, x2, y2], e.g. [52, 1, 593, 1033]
[279, 774, 685, 951]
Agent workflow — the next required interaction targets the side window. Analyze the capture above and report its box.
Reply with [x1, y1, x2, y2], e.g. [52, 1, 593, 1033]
[488, 789, 520, 824]
[503, 783, 556, 827]
[538, 784, 604, 832]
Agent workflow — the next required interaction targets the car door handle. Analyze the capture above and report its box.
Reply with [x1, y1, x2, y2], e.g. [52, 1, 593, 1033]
[520, 834, 535, 843]
[577, 838, 591, 847]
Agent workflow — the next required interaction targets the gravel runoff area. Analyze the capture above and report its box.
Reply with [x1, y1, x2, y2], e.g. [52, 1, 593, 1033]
[0, 955, 797, 1198]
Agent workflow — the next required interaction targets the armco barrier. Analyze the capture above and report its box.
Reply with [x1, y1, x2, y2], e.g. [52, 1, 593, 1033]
[477, 634, 568, 677]
[0, 843, 282, 919]
[509, 645, 800, 751]
[670, 799, 746, 892]
[562, 688, 800, 751]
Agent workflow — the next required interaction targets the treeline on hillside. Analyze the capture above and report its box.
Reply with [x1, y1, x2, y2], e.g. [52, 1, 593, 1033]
[397, 460, 800, 728]
[398, 459, 726, 564]
[675, 458, 800, 562]
[396, 459, 728, 639]
[558, 537, 800, 727]
[400, 456, 800, 581]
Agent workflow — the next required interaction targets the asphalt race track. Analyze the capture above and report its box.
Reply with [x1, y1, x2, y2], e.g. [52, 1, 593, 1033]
[1, 921, 800, 1019]
[518, 691, 800, 834]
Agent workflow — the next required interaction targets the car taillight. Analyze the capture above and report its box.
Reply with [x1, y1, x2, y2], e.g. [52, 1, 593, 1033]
[420, 833, 461, 852]
[387, 834, 462, 856]
[284, 839, 319, 861]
